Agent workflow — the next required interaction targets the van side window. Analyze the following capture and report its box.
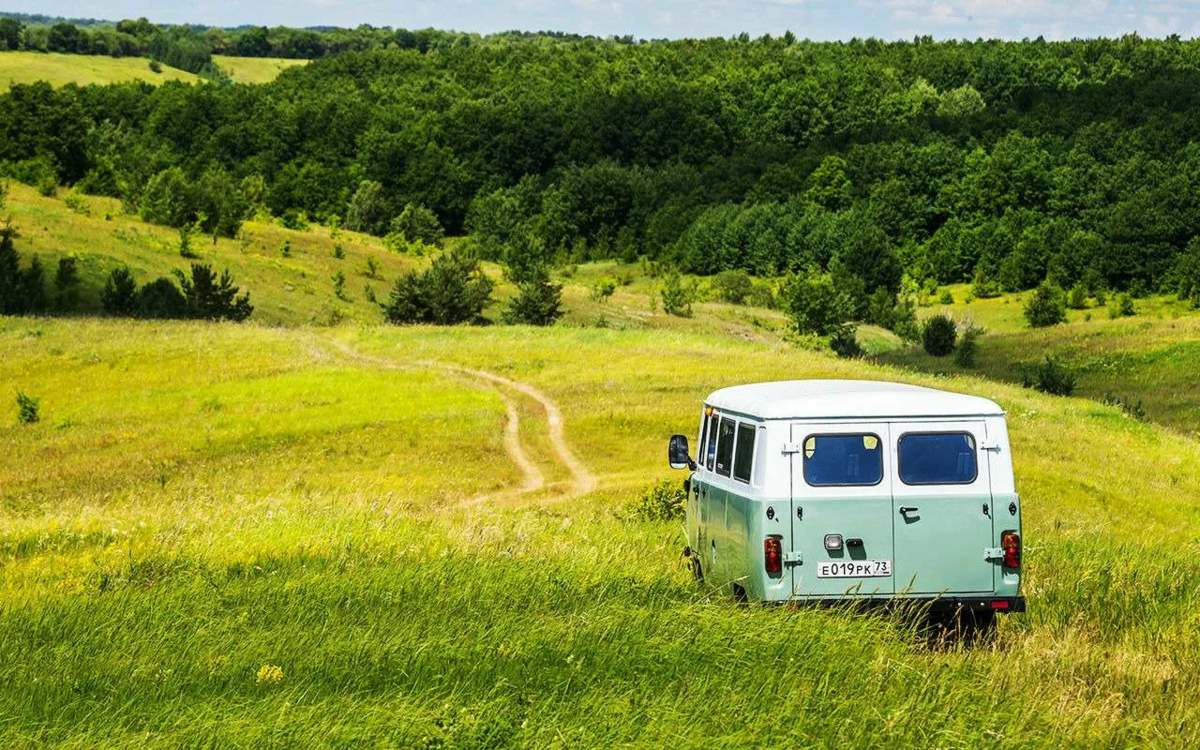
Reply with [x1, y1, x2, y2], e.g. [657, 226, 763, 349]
[714, 417, 736, 477]
[733, 422, 756, 483]
[898, 432, 978, 485]
[704, 415, 719, 471]
[697, 412, 709, 469]
[803, 434, 883, 487]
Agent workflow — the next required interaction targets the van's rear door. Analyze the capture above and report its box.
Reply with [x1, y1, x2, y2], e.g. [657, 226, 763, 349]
[890, 422, 994, 595]
[791, 422, 895, 598]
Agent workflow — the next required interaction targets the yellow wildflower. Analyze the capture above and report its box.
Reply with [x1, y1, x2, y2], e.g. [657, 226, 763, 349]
[255, 664, 283, 684]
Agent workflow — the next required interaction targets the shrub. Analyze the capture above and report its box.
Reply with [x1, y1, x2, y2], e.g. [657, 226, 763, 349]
[54, 256, 79, 311]
[100, 267, 137, 316]
[332, 270, 348, 301]
[148, 59, 162, 73]
[713, 269, 754, 305]
[970, 268, 1001, 299]
[1022, 356, 1076, 396]
[590, 277, 617, 302]
[938, 289, 954, 304]
[503, 266, 563, 326]
[922, 314, 957, 356]
[16, 391, 40, 424]
[1024, 282, 1066, 328]
[279, 239, 291, 258]
[345, 180, 389, 236]
[660, 270, 695, 317]
[1066, 284, 1088, 309]
[363, 257, 379, 279]
[388, 203, 445, 248]
[135, 277, 188, 319]
[332, 243, 345, 260]
[954, 325, 982, 368]
[37, 174, 57, 197]
[1109, 292, 1136, 318]
[781, 270, 858, 355]
[279, 209, 308, 231]
[175, 264, 253, 322]
[624, 479, 686, 522]
[383, 254, 494, 325]
[830, 329, 863, 358]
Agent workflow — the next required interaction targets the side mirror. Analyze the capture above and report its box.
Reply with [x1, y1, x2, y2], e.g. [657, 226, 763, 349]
[669, 434, 694, 470]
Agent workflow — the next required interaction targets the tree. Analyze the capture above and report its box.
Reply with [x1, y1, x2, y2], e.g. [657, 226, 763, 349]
[175, 264, 254, 322]
[780, 270, 855, 344]
[135, 277, 188, 319]
[1023, 282, 1066, 328]
[389, 203, 445, 248]
[659, 270, 695, 317]
[503, 266, 563, 326]
[102, 267, 139, 316]
[0, 221, 20, 314]
[804, 156, 852, 212]
[922, 314, 957, 356]
[345, 180, 390, 236]
[713, 269, 754, 304]
[383, 254, 494, 325]
[54, 256, 79, 311]
[0, 18, 22, 51]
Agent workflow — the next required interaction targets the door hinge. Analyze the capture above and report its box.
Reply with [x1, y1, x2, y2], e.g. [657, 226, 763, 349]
[783, 551, 803, 565]
[983, 547, 1003, 561]
[980, 440, 1001, 452]
[782, 442, 802, 454]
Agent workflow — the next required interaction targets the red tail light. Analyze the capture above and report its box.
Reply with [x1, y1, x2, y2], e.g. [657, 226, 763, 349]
[764, 538, 782, 574]
[1001, 530, 1021, 569]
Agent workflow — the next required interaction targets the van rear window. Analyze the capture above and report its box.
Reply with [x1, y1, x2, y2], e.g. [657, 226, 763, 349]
[803, 434, 883, 486]
[898, 433, 978, 485]
[732, 422, 756, 483]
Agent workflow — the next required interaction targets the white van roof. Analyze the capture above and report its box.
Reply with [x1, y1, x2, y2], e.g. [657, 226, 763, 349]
[706, 380, 1004, 421]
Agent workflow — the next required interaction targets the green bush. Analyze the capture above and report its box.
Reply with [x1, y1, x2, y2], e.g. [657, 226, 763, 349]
[590, 277, 617, 302]
[36, 174, 57, 197]
[625, 479, 686, 522]
[1024, 282, 1067, 328]
[938, 289, 954, 304]
[101, 267, 138, 316]
[388, 203, 445, 248]
[659, 270, 695, 317]
[1102, 393, 1147, 421]
[135, 277, 188, 319]
[954, 325, 982, 368]
[54, 256, 79, 311]
[922, 314, 957, 356]
[16, 391, 40, 425]
[503, 266, 563, 326]
[332, 270, 348, 301]
[713, 269, 754, 305]
[175, 264, 254, 322]
[384, 254, 494, 325]
[1109, 292, 1136, 318]
[1066, 284, 1088, 309]
[1022, 356, 1076, 396]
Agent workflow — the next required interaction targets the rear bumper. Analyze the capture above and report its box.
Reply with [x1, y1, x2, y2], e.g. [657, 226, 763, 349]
[787, 595, 1026, 615]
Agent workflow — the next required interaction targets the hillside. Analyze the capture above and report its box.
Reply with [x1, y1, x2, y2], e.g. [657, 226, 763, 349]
[3, 320, 1200, 746]
[212, 55, 308, 84]
[0, 50, 197, 91]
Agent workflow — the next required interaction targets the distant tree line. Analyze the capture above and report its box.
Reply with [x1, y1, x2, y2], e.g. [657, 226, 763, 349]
[4, 33, 1200, 320]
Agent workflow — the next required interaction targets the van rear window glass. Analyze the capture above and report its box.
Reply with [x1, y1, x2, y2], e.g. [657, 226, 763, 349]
[803, 434, 883, 487]
[899, 433, 978, 485]
[733, 422, 756, 483]
[714, 417, 736, 477]
[704, 415, 719, 471]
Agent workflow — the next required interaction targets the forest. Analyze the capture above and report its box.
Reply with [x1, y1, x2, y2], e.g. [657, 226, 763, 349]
[4, 32, 1200, 315]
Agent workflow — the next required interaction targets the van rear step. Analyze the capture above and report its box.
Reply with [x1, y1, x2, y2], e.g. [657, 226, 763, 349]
[788, 596, 1026, 614]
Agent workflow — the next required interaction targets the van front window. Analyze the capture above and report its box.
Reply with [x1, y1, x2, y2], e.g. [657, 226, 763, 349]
[803, 434, 883, 487]
[898, 432, 978, 485]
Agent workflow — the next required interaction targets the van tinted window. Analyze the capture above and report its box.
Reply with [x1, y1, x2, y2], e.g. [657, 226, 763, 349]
[733, 422, 756, 483]
[704, 415, 719, 471]
[898, 432, 978, 485]
[803, 434, 883, 486]
[714, 417, 736, 477]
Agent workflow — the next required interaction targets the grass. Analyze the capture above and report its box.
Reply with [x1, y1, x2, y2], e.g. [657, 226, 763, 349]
[4, 318, 1200, 746]
[212, 55, 309, 84]
[0, 51, 197, 92]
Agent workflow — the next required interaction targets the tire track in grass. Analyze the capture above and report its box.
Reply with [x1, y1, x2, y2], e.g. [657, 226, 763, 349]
[325, 340, 594, 506]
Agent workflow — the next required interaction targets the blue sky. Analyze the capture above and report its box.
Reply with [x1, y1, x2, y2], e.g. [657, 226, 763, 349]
[7, 1, 1200, 40]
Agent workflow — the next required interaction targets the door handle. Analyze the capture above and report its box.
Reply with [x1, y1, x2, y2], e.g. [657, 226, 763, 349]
[899, 506, 919, 515]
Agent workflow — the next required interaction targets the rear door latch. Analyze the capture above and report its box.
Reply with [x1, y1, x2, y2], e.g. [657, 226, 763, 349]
[783, 551, 803, 566]
[983, 547, 1003, 561]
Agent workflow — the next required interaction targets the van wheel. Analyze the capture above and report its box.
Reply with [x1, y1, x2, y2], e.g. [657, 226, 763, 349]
[690, 556, 704, 583]
[731, 583, 748, 604]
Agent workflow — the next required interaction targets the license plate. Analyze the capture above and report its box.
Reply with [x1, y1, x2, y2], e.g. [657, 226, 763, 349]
[817, 559, 892, 578]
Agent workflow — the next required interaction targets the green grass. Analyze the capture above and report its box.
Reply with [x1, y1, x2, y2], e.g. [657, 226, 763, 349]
[212, 55, 309, 84]
[0, 51, 197, 92]
[4, 319, 1200, 746]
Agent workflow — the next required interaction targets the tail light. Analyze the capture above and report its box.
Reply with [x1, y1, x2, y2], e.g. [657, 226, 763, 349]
[764, 538, 782, 574]
[1001, 530, 1021, 569]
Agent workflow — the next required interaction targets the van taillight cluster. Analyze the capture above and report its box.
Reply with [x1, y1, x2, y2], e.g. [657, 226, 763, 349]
[764, 538, 782, 574]
[1001, 530, 1021, 569]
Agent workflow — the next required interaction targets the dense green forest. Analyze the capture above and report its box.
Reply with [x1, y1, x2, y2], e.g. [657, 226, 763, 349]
[5, 33, 1200, 308]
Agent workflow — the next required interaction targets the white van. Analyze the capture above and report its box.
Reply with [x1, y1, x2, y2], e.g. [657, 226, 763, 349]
[669, 380, 1024, 621]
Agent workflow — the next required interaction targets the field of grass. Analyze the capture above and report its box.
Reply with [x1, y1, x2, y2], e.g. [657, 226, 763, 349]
[212, 55, 309, 84]
[4, 317, 1200, 746]
[878, 284, 1200, 436]
[0, 51, 197, 92]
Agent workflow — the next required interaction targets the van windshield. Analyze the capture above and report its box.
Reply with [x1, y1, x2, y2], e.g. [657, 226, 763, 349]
[898, 432, 978, 484]
[803, 434, 883, 486]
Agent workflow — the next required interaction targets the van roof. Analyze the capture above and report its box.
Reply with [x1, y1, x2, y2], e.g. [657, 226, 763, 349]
[706, 380, 1004, 421]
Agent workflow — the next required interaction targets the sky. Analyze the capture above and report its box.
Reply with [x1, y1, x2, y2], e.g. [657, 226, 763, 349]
[6, 0, 1200, 41]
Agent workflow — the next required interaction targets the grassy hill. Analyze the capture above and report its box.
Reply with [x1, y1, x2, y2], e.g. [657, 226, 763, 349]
[3, 320, 1200, 746]
[212, 55, 308, 84]
[0, 50, 197, 91]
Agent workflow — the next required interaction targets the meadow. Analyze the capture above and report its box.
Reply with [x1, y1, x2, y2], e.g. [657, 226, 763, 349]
[4, 316, 1200, 747]
[0, 50, 197, 92]
[212, 55, 309, 84]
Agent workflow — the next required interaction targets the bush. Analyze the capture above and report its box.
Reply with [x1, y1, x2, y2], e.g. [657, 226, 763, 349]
[332, 270, 348, 301]
[1102, 393, 1147, 421]
[938, 289, 954, 304]
[345, 179, 389, 236]
[0, 222, 47, 315]
[1066, 284, 1088, 309]
[922, 314, 957, 356]
[16, 391, 40, 425]
[388, 203, 445, 248]
[1109, 292, 1136, 318]
[148, 59, 162, 73]
[1024, 282, 1066, 328]
[332, 243, 345, 260]
[970, 268, 1001, 299]
[590, 277, 617, 302]
[659, 270, 695, 317]
[503, 266, 563, 326]
[54, 256, 79, 311]
[781, 270, 858, 355]
[624, 479, 686, 522]
[713, 269, 754, 305]
[135, 277, 188, 319]
[101, 267, 138, 316]
[383, 254, 494, 325]
[954, 325, 982, 368]
[1022, 356, 1076, 396]
[175, 264, 254, 322]
[363, 257, 380, 279]
[37, 174, 57, 197]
